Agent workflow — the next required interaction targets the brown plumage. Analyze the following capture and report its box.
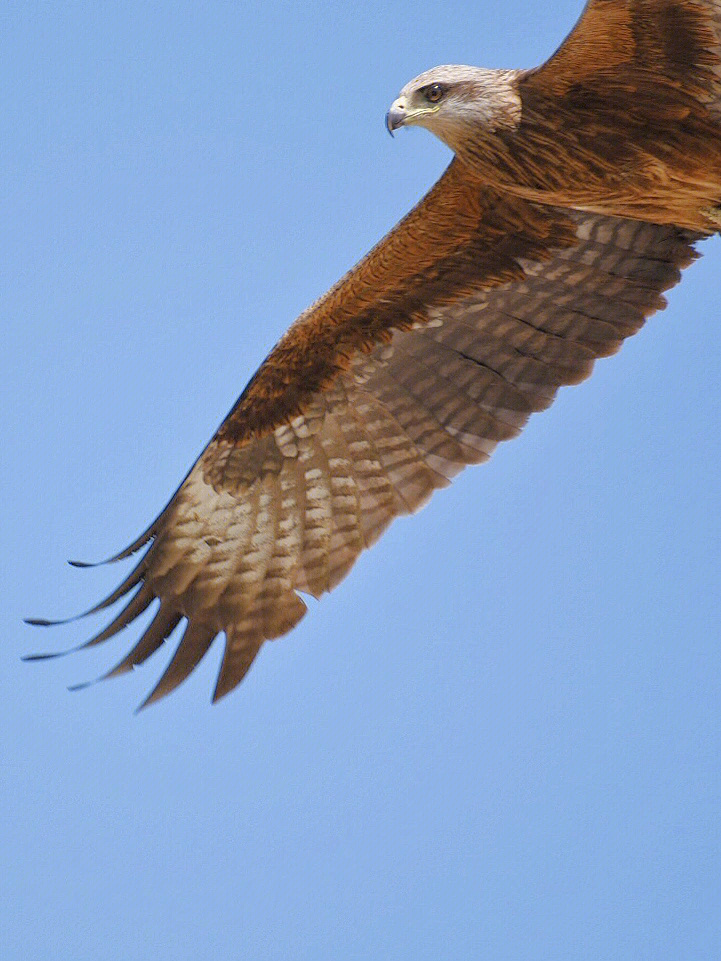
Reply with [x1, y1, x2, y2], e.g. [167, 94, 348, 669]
[29, 1, 721, 706]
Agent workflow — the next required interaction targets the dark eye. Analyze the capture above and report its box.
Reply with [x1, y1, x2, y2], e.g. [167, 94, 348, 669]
[424, 83, 444, 104]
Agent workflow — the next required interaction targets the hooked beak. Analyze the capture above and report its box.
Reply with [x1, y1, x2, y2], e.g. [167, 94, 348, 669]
[385, 99, 407, 137]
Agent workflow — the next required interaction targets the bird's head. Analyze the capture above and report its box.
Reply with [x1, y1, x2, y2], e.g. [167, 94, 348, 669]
[386, 65, 521, 154]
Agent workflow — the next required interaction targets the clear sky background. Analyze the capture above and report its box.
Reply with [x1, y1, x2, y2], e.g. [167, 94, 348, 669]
[3, 1, 721, 958]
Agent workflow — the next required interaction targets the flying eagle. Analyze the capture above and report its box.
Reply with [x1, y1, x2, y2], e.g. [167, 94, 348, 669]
[29, 0, 721, 706]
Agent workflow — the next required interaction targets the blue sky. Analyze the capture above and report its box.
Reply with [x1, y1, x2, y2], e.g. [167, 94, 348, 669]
[3, 1, 720, 958]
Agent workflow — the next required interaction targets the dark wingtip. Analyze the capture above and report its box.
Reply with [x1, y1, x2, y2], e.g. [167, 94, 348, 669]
[67, 525, 156, 569]
[133, 675, 166, 713]
[25, 611, 88, 628]
[134, 693, 157, 715]
[134, 678, 174, 714]
[23, 632, 101, 661]
[68, 679, 94, 692]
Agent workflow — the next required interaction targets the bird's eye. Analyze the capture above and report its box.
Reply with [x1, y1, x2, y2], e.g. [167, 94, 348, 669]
[424, 83, 444, 104]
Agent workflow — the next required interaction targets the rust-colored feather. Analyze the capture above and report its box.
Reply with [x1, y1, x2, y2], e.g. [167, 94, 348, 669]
[479, 0, 721, 228]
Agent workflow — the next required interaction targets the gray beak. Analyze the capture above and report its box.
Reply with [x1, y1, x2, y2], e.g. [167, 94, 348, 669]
[386, 100, 407, 136]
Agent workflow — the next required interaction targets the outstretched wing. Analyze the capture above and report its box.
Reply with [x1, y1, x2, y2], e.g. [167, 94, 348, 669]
[505, 1, 721, 230]
[30, 160, 702, 705]
[525, 0, 721, 109]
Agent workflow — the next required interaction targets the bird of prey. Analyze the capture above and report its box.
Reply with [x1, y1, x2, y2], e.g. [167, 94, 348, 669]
[29, 0, 721, 706]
